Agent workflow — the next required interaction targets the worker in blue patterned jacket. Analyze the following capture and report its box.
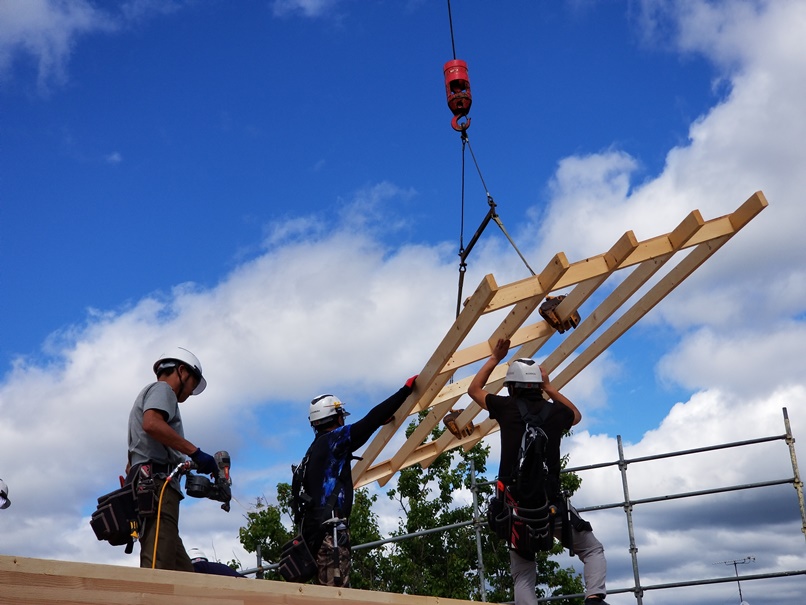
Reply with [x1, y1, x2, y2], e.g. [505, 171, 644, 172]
[299, 375, 417, 587]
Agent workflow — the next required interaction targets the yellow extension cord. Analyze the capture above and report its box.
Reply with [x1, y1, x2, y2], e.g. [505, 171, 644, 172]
[151, 477, 172, 569]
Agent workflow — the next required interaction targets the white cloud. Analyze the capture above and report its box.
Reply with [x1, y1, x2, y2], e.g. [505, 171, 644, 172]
[271, 0, 341, 19]
[0, 0, 114, 91]
[0, 181, 460, 564]
[1, 1, 806, 603]
[0, 0, 194, 92]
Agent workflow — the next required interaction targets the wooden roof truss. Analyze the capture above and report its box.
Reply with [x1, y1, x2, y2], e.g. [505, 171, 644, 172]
[352, 191, 768, 488]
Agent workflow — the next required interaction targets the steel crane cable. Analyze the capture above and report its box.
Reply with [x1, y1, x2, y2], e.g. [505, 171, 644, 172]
[445, 3, 535, 321]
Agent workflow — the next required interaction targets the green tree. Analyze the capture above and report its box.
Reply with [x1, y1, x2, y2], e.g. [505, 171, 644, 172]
[237, 492, 294, 580]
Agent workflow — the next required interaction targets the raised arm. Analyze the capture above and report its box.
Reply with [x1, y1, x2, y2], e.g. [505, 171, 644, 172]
[468, 338, 510, 410]
[349, 376, 417, 449]
[540, 366, 582, 426]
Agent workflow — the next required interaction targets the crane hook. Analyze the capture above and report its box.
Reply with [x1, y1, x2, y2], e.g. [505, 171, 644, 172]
[444, 59, 472, 131]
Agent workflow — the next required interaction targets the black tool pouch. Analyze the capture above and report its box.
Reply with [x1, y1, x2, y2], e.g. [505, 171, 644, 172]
[486, 493, 512, 542]
[278, 534, 317, 583]
[89, 483, 138, 554]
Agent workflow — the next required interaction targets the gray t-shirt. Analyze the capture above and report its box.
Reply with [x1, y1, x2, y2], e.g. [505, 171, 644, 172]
[128, 381, 185, 469]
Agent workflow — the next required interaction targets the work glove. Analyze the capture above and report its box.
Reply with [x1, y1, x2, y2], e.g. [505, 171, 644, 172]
[190, 448, 218, 476]
[405, 375, 418, 389]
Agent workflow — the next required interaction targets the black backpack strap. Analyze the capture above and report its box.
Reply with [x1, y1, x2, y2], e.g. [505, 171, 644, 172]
[514, 395, 552, 428]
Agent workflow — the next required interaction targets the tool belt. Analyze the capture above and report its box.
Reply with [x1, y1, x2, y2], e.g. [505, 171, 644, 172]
[487, 480, 558, 557]
[89, 463, 167, 553]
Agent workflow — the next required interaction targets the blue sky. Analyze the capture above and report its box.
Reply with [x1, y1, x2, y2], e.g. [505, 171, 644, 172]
[2, 2, 806, 604]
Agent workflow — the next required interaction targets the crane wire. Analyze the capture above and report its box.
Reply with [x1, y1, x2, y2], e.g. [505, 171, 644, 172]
[446, 0, 535, 323]
[447, 0, 457, 60]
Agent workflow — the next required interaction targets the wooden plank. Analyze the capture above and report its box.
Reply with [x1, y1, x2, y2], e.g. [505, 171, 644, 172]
[367, 329, 552, 484]
[541, 209, 706, 375]
[357, 196, 767, 484]
[485, 199, 765, 312]
[542, 252, 672, 375]
[374, 255, 571, 485]
[0, 555, 478, 605]
[550, 230, 640, 330]
[395, 232, 642, 473]
[553, 235, 732, 389]
[351, 274, 499, 485]
[441, 253, 570, 376]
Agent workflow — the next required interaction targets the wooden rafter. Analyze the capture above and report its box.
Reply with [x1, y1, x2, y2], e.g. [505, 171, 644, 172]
[353, 192, 768, 489]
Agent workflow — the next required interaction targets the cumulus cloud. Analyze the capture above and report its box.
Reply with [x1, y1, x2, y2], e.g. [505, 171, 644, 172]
[1, 2, 805, 603]
[0, 181, 461, 562]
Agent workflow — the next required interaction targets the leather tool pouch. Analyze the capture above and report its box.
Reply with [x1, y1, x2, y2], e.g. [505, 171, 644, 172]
[278, 534, 317, 583]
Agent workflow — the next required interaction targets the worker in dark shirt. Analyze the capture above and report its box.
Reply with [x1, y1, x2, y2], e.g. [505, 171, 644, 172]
[188, 547, 245, 577]
[469, 338, 608, 605]
[299, 375, 417, 586]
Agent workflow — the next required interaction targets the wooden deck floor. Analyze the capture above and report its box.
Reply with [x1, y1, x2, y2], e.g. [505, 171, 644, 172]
[0, 554, 477, 605]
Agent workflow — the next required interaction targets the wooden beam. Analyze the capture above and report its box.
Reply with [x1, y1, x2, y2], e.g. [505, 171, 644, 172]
[376, 255, 571, 485]
[0, 555, 478, 605]
[484, 194, 766, 312]
[553, 235, 731, 389]
[354, 194, 767, 487]
[351, 274, 499, 485]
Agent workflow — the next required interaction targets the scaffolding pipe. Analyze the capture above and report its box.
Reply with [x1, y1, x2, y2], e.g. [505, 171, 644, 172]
[565, 434, 788, 475]
[353, 519, 476, 551]
[471, 459, 488, 601]
[576, 477, 796, 514]
[617, 436, 643, 604]
[535, 569, 806, 603]
[783, 407, 806, 542]
[239, 411, 803, 602]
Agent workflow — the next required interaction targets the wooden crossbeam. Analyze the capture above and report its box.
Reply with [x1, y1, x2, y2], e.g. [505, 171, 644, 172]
[350, 274, 499, 483]
[353, 192, 768, 489]
[372, 254, 571, 486]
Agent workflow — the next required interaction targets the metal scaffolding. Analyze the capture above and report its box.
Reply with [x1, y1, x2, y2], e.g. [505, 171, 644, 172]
[246, 407, 805, 603]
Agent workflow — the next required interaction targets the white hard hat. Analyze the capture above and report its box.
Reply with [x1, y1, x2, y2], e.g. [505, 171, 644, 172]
[308, 394, 350, 426]
[503, 358, 543, 388]
[0, 478, 10, 510]
[153, 347, 207, 395]
[188, 547, 207, 562]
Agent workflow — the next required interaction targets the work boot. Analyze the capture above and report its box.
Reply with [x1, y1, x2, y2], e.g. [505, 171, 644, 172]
[583, 598, 609, 605]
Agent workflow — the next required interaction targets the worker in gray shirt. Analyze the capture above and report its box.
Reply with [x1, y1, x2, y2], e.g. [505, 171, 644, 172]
[127, 346, 219, 571]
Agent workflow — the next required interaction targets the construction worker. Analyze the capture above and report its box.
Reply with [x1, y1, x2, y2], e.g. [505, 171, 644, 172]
[126, 346, 220, 571]
[298, 375, 417, 587]
[468, 338, 609, 605]
[188, 547, 246, 577]
[0, 478, 10, 510]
